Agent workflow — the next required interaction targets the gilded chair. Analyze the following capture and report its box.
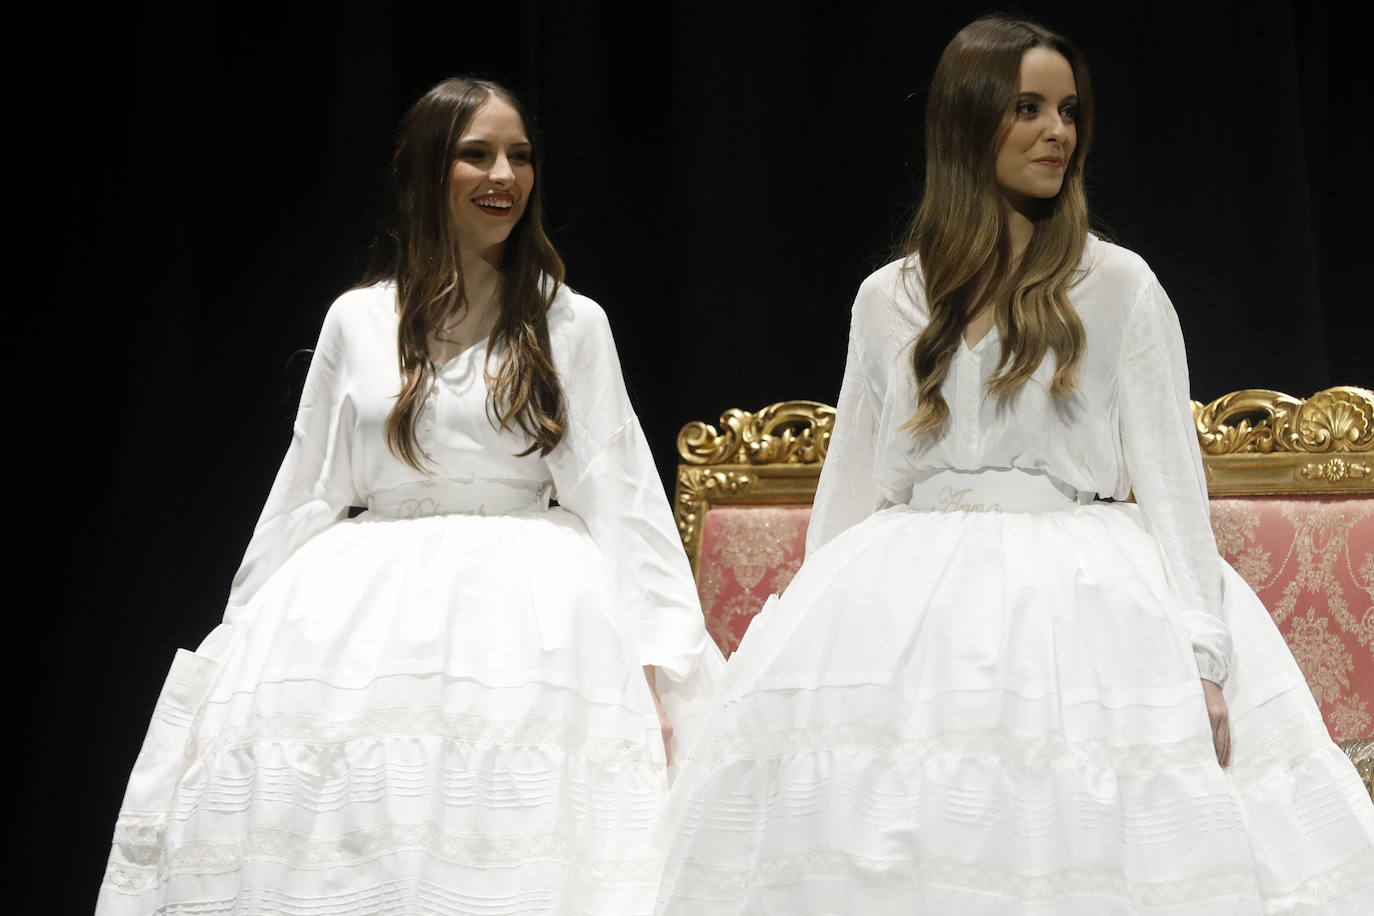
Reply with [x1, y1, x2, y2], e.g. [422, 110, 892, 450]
[675, 400, 833, 657]
[674, 387, 1374, 795]
[1196, 387, 1373, 794]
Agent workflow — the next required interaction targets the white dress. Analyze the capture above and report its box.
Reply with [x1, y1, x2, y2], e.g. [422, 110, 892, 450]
[97, 282, 726, 916]
[656, 237, 1374, 914]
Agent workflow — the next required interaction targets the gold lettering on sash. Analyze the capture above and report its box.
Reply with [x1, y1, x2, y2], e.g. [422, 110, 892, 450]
[934, 486, 1001, 513]
[398, 497, 441, 519]
[394, 496, 489, 519]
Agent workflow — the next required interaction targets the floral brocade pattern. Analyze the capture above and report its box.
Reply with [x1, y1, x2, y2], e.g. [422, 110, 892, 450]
[1210, 497, 1373, 739]
[697, 507, 811, 656]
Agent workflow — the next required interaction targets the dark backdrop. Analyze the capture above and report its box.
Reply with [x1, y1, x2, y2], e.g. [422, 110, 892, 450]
[38, 0, 1369, 909]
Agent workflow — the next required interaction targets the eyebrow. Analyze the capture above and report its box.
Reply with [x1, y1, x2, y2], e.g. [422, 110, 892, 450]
[1016, 91, 1079, 103]
[457, 137, 532, 146]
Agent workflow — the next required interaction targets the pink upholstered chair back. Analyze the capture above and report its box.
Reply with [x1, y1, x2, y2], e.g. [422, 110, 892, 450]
[675, 402, 829, 657]
[1209, 497, 1371, 738]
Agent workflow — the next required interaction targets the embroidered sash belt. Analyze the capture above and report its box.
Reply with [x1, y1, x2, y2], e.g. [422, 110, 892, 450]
[907, 468, 1093, 514]
[366, 477, 553, 519]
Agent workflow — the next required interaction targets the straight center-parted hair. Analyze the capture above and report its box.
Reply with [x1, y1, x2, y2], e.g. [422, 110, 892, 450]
[361, 77, 568, 470]
[901, 15, 1094, 434]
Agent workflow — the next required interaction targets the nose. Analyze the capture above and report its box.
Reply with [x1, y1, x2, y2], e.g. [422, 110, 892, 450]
[1044, 112, 1071, 142]
[489, 152, 515, 185]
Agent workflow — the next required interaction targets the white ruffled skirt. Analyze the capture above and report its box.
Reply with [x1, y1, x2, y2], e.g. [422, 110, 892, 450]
[656, 471, 1374, 914]
[99, 496, 695, 915]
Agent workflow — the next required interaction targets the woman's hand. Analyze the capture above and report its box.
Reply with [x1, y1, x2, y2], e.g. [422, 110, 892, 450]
[1202, 679, 1230, 767]
[645, 666, 673, 765]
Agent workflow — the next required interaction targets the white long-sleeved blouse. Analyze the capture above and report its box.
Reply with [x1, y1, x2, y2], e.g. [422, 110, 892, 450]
[808, 236, 1232, 683]
[223, 281, 715, 682]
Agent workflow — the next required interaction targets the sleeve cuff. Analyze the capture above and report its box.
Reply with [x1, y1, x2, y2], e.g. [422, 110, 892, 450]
[1184, 609, 1232, 686]
[1193, 649, 1227, 686]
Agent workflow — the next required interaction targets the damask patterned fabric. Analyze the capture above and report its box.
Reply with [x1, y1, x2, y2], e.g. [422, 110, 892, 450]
[697, 507, 811, 656]
[1210, 496, 1374, 741]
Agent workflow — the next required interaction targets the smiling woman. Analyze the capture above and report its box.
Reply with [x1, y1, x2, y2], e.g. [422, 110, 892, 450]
[94, 76, 724, 916]
[446, 102, 534, 266]
[366, 79, 567, 472]
[996, 47, 1077, 216]
[655, 15, 1374, 915]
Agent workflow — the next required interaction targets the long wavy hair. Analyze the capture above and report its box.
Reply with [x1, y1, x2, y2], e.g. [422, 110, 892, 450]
[360, 77, 568, 469]
[900, 15, 1093, 435]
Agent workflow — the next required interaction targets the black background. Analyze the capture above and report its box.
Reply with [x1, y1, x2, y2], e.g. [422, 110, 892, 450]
[38, 1, 1370, 910]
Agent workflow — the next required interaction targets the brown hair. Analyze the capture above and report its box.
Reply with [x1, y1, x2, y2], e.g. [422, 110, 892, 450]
[900, 15, 1093, 434]
[361, 77, 567, 469]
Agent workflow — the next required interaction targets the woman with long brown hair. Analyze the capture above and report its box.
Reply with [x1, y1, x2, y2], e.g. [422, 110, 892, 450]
[656, 16, 1374, 914]
[97, 77, 723, 915]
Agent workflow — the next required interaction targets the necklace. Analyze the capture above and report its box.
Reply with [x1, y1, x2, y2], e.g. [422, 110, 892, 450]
[431, 275, 499, 354]
[432, 321, 472, 344]
[430, 304, 497, 360]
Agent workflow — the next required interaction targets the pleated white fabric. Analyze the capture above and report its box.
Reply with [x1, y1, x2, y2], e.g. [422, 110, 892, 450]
[655, 241, 1374, 914]
[98, 283, 724, 915]
[658, 495, 1374, 913]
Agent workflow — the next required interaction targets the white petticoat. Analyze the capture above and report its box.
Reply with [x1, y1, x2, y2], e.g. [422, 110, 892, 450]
[656, 470, 1374, 915]
[99, 482, 676, 916]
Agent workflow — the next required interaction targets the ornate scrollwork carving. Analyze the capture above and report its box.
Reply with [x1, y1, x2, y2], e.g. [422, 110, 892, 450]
[674, 467, 757, 562]
[678, 400, 835, 466]
[1192, 387, 1374, 456]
